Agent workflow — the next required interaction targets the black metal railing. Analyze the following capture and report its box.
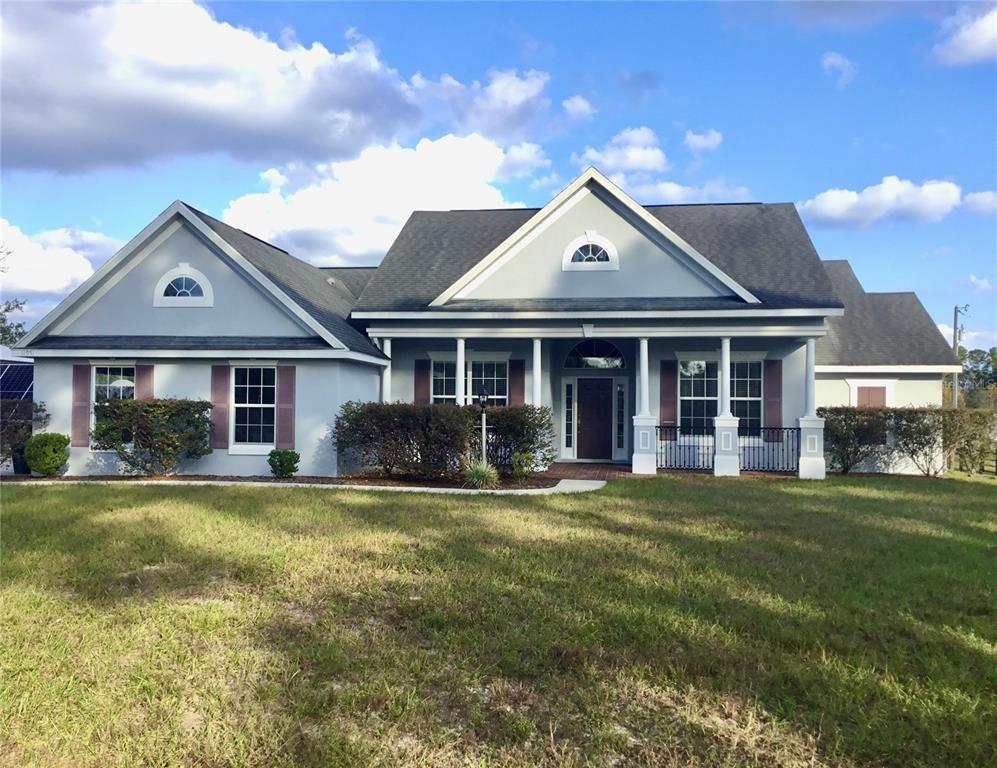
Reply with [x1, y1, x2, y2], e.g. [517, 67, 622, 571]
[738, 427, 800, 472]
[656, 426, 715, 470]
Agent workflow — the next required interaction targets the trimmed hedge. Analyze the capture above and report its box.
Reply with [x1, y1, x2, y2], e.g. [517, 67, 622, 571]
[334, 402, 557, 480]
[24, 432, 70, 476]
[0, 399, 49, 466]
[819, 406, 996, 476]
[91, 399, 213, 475]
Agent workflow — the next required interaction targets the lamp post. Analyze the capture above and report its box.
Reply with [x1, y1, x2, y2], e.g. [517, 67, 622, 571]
[477, 386, 489, 464]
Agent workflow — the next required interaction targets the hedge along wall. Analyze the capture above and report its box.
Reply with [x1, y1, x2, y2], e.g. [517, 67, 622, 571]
[817, 406, 996, 476]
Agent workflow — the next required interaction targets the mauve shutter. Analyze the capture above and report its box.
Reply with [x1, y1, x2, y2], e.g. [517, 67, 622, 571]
[508, 359, 525, 405]
[857, 386, 886, 407]
[276, 366, 296, 449]
[764, 359, 783, 442]
[210, 365, 230, 449]
[659, 360, 677, 426]
[135, 365, 154, 400]
[414, 359, 431, 405]
[71, 364, 91, 447]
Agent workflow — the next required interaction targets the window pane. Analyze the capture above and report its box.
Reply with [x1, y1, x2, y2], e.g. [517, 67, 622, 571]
[262, 368, 275, 386]
[234, 425, 247, 443]
[235, 368, 247, 386]
[249, 368, 261, 385]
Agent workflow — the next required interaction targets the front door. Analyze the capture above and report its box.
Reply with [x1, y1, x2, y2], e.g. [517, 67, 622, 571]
[576, 378, 613, 460]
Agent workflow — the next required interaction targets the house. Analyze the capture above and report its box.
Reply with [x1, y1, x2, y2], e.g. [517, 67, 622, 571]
[15, 169, 960, 478]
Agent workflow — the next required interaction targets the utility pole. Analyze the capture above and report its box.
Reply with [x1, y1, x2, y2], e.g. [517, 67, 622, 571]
[951, 304, 968, 407]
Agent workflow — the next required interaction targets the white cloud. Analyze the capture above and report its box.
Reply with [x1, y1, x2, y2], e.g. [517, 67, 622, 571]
[414, 69, 551, 142]
[797, 176, 962, 227]
[1, 1, 422, 171]
[573, 127, 670, 175]
[497, 142, 551, 180]
[260, 168, 289, 190]
[562, 95, 595, 120]
[965, 190, 997, 214]
[933, 7, 997, 66]
[683, 128, 723, 154]
[821, 51, 857, 88]
[222, 134, 523, 265]
[938, 323, 997, 349]
[626, 178, 752, 204]
[969, 274, 993, 293]
[530, 172, 563, 191]
[0, 219, 112, 294]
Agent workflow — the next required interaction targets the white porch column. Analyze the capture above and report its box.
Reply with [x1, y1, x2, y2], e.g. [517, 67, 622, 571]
[798, 337, 826, 479]
[532, 338, 542, 406]
[380, 338, 392, 402]
[455, 338, 466, 405]
[713, 336, 740, 476]
[804, 337, 817, 417]
[638, 337, 650, 415]
[632, 337, 656, 474]
[719, 336, 732, 416]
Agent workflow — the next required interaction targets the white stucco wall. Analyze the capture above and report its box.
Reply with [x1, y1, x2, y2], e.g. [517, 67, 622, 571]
[31, 357, 379, 476]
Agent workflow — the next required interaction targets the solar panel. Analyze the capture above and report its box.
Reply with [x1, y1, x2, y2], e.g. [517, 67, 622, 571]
[0, 363, 33, 401]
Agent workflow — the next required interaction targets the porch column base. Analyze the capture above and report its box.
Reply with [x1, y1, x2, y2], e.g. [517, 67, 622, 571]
[713, 415, 740, 477]
[798, 415, 826, 480]
[631, 415, 657, 475]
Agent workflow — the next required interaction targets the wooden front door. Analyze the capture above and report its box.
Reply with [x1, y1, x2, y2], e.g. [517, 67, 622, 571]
[576, 378, 613, 460]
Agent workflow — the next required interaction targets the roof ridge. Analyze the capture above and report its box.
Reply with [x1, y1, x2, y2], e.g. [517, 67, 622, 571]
[184, 203, 291, 255]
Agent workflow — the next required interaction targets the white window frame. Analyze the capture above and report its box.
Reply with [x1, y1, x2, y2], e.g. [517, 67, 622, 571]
[229, 365, 276, 455]
[90, 362, 136, 452]
[428, 351, 512, 406]
[561, 231, 619, 272]
[674, 353, 766, 442]
[730, 360, 764, 438]
[154, 262, 214, 307]
[559, 374, 628, 461]
[430, 359, 458, 405]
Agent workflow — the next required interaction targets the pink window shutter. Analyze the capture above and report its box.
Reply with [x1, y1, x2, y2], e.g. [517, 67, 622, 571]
[71, 364, 92, 447]
[659, 360, 677, 426]
[763, 359, 783, 441]
[210, 365, 230, 449]
[276, 366, 296, 450]
[414, 359, 431, 405]
[135, 365, 154, 400]
[508, 360, 525, 405]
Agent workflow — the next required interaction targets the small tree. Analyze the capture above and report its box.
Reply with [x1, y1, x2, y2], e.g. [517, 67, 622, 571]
[24, 433, 70, 476]
[942, 408, 997, 475]
[91, 399, 213, 475]
[890, 408, 944, 477]
[0, 400, 48, 464]
[818, 406, 890, 474]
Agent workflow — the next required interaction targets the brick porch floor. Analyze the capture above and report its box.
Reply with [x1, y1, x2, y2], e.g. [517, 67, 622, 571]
[540, 462, 638, 480]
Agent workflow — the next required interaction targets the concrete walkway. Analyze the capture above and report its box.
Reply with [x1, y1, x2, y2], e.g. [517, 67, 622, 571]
[4, 477, 606, 495]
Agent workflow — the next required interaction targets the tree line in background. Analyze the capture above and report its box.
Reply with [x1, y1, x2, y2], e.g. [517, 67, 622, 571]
[951, 346, 997, 409]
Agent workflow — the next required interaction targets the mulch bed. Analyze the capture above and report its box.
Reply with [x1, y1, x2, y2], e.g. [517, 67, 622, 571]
[1, 472, 560, 490]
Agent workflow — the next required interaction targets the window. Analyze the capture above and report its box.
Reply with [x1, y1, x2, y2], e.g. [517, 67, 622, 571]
[679, 361, 718, 435]
[163, 276, 204, 298]
[564, 382, 574, 449]
[616, 383, 626, 450]
[93, 366, 135, 446]
[731, 362, 762, 437]
[233, 367, 275, 445]
[678, 360, 763, 436]
[470, 361, 508, 405]
[564, 340, 626, 370]
[432, 360, 509, 405]
[561, 231, 619, 271]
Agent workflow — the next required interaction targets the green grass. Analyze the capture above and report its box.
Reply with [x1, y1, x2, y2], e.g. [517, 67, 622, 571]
[1, 473, 995, 768]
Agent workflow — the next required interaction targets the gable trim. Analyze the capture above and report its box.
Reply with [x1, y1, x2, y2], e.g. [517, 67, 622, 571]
[428, 168, 761, 307]
[16, 202, 347, 351]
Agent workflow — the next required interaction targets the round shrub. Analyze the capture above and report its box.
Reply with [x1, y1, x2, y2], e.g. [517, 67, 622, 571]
[464, 460, 499, 489]
[268, 449, 300, 479]
[24, 432, 70, 476]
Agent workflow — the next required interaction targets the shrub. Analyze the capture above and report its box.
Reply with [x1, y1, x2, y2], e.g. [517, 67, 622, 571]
[464, 460, 499, 489]
[335, 402, 473, 479]
[23, 432, 70, 476]
[0, 400, 49, 465]
[890, 408, 943, 477]
[467, 405, 557, 470]
[511, 451, 534, 485]
[268, 449, 300, 479]
[941, 408, 997, 475]
[818, 406, 891, 474]
[91, 399, 213, 475]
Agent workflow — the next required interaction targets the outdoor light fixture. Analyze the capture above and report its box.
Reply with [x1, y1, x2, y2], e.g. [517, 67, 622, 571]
[477, 385, 489, 412]
[477, 385, 489, 463]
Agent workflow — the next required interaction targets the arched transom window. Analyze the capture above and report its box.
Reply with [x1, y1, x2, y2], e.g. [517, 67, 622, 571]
[562, 231, 619, 272]
[564, 340, 626, 369]
[154, 262, 214, 307]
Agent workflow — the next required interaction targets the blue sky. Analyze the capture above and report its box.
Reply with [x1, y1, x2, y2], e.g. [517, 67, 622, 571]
[2, 1, 995, 346]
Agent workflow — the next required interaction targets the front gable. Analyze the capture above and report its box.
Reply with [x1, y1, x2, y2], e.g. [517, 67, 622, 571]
[432, 168, 759, 307]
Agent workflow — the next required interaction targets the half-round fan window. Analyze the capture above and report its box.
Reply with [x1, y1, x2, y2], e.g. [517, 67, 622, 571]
[564, 340, 626, 369]
[571, 244, 610, 263]
[164, 276, 204, 298]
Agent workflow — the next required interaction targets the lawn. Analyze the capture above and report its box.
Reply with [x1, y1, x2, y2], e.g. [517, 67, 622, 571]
[1, 474, 994, 768]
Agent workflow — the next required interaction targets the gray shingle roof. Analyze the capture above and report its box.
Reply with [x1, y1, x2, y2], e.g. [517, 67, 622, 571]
[187, 207, 382, 356]
[354, 203, 843, 312]
[817, 261, 959, 366]
[30, 335, 331, 350]
[319, 266, 378, 301]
